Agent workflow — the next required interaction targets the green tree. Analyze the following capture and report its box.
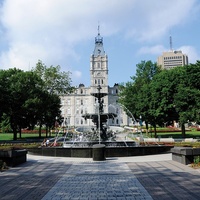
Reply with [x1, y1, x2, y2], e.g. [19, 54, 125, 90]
[119, 60, 161, 136]
[149, 62, 200, 137]
[0, 67, 64, 140]
[32, 60, 74, 94]
[149, 67, 185, 135]
[7, 69, 46, 140]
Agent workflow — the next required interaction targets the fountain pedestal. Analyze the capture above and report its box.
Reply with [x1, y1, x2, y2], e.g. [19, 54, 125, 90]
[92, 144, 106, 161]
[82, 85, 116, 141]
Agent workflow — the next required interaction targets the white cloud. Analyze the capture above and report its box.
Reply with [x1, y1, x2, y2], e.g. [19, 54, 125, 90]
[179, 46, 200, 64]
[125, 0, 197, 42]
[137, 45, 167, 55]
[0, 0, 199, 84]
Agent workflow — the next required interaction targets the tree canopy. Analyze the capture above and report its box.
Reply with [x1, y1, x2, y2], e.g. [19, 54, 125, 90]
[0, 61, 73, 140]
[119, 60, 200, 137]
[32, 60, 74, 94]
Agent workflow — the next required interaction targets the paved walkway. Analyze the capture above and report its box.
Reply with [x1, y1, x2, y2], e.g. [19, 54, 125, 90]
[1, 153, 200, 199]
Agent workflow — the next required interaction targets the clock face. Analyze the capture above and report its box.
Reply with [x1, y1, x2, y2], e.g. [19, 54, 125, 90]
[96, 72, 101, 76]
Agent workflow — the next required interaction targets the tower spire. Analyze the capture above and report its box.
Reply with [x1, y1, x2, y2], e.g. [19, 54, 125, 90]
[98, 22, 100, 35]
[95, 23, 103, 44]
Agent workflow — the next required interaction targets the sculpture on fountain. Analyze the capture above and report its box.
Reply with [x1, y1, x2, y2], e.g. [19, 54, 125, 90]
[82, 85, 117, 141]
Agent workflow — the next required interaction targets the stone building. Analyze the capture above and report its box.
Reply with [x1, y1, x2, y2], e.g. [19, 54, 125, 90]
[60, 30, 133, 128]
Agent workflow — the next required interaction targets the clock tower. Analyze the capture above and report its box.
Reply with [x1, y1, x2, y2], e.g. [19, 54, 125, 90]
[90, 27, 108, 93]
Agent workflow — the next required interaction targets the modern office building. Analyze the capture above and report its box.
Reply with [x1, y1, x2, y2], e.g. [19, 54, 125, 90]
[157, 50, 188, 70]
[60, 30, 133, 128]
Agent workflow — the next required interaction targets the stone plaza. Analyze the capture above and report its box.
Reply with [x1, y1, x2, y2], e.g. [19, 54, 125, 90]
[1, 152, 200, 200]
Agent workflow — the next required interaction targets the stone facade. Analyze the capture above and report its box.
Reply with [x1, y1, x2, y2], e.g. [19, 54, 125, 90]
[157, 50, 188, 70]
[60, 31, 132, 128]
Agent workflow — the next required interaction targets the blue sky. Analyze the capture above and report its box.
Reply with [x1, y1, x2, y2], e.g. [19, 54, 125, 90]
[0, 0, 200, 87]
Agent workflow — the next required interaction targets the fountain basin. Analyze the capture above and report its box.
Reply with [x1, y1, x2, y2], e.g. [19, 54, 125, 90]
[28, 145, 172, 158]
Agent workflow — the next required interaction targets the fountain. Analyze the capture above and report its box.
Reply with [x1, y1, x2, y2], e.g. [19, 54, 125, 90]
[82, 85, 117, 141]
[28, 85, 172, 158]
[62, 84, 135, 148]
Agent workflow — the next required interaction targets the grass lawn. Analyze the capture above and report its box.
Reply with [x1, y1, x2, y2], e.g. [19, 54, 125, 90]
[0, 133, 49, 141]
[152, 131, 200, 138]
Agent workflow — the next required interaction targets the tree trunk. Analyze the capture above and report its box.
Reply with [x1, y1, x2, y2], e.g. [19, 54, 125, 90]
[153, 122, 157, 138]
[39, 123, 42, 138]
[13, 129, 17, 140]
[19, 127, 22, 139]
[10, 117, 17, 140]
[46, 125, 48, 138]
[181, 123, 186, 138]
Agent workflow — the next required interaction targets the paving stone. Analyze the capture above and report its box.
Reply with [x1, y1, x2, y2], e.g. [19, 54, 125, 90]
[2, 153, 200, 200]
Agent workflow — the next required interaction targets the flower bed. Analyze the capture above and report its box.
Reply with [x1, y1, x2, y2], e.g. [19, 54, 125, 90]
[21, 129, 46, 134]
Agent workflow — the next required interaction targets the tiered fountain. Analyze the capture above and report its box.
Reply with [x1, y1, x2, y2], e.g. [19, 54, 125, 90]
[82, 85, 117, 141]
[63, 84, 134, 148]
[28, 85, 172, 158]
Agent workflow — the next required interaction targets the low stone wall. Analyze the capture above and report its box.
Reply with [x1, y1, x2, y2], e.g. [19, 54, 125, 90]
[171, 147, 200, 165]
[140, 137, 197, 143]
[28, 146, 172, 158]
[0, 149, 27, 167]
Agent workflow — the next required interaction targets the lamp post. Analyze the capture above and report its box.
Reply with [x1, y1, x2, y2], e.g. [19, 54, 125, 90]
[139, 115, 143, 142]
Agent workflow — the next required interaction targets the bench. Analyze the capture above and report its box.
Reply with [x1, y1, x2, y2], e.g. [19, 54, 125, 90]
[0, 149, 27, 167]
[171, 147, 200, 165]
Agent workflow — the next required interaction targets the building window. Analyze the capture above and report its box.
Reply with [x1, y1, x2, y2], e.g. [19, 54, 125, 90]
[76, 108, 79, 114]
[67, 108, 70, 115]
[67, 99, 71, 105]
[67, 117, 70, 125]
[102, 79, 103, 84]
[81, 89, 83, 94]
[116, 108, 119, 114]
[97, 62, 100, 69]
[98, 79, 100, 84]
[76, 99, 80, 105]
[81, 99, 83, 105]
